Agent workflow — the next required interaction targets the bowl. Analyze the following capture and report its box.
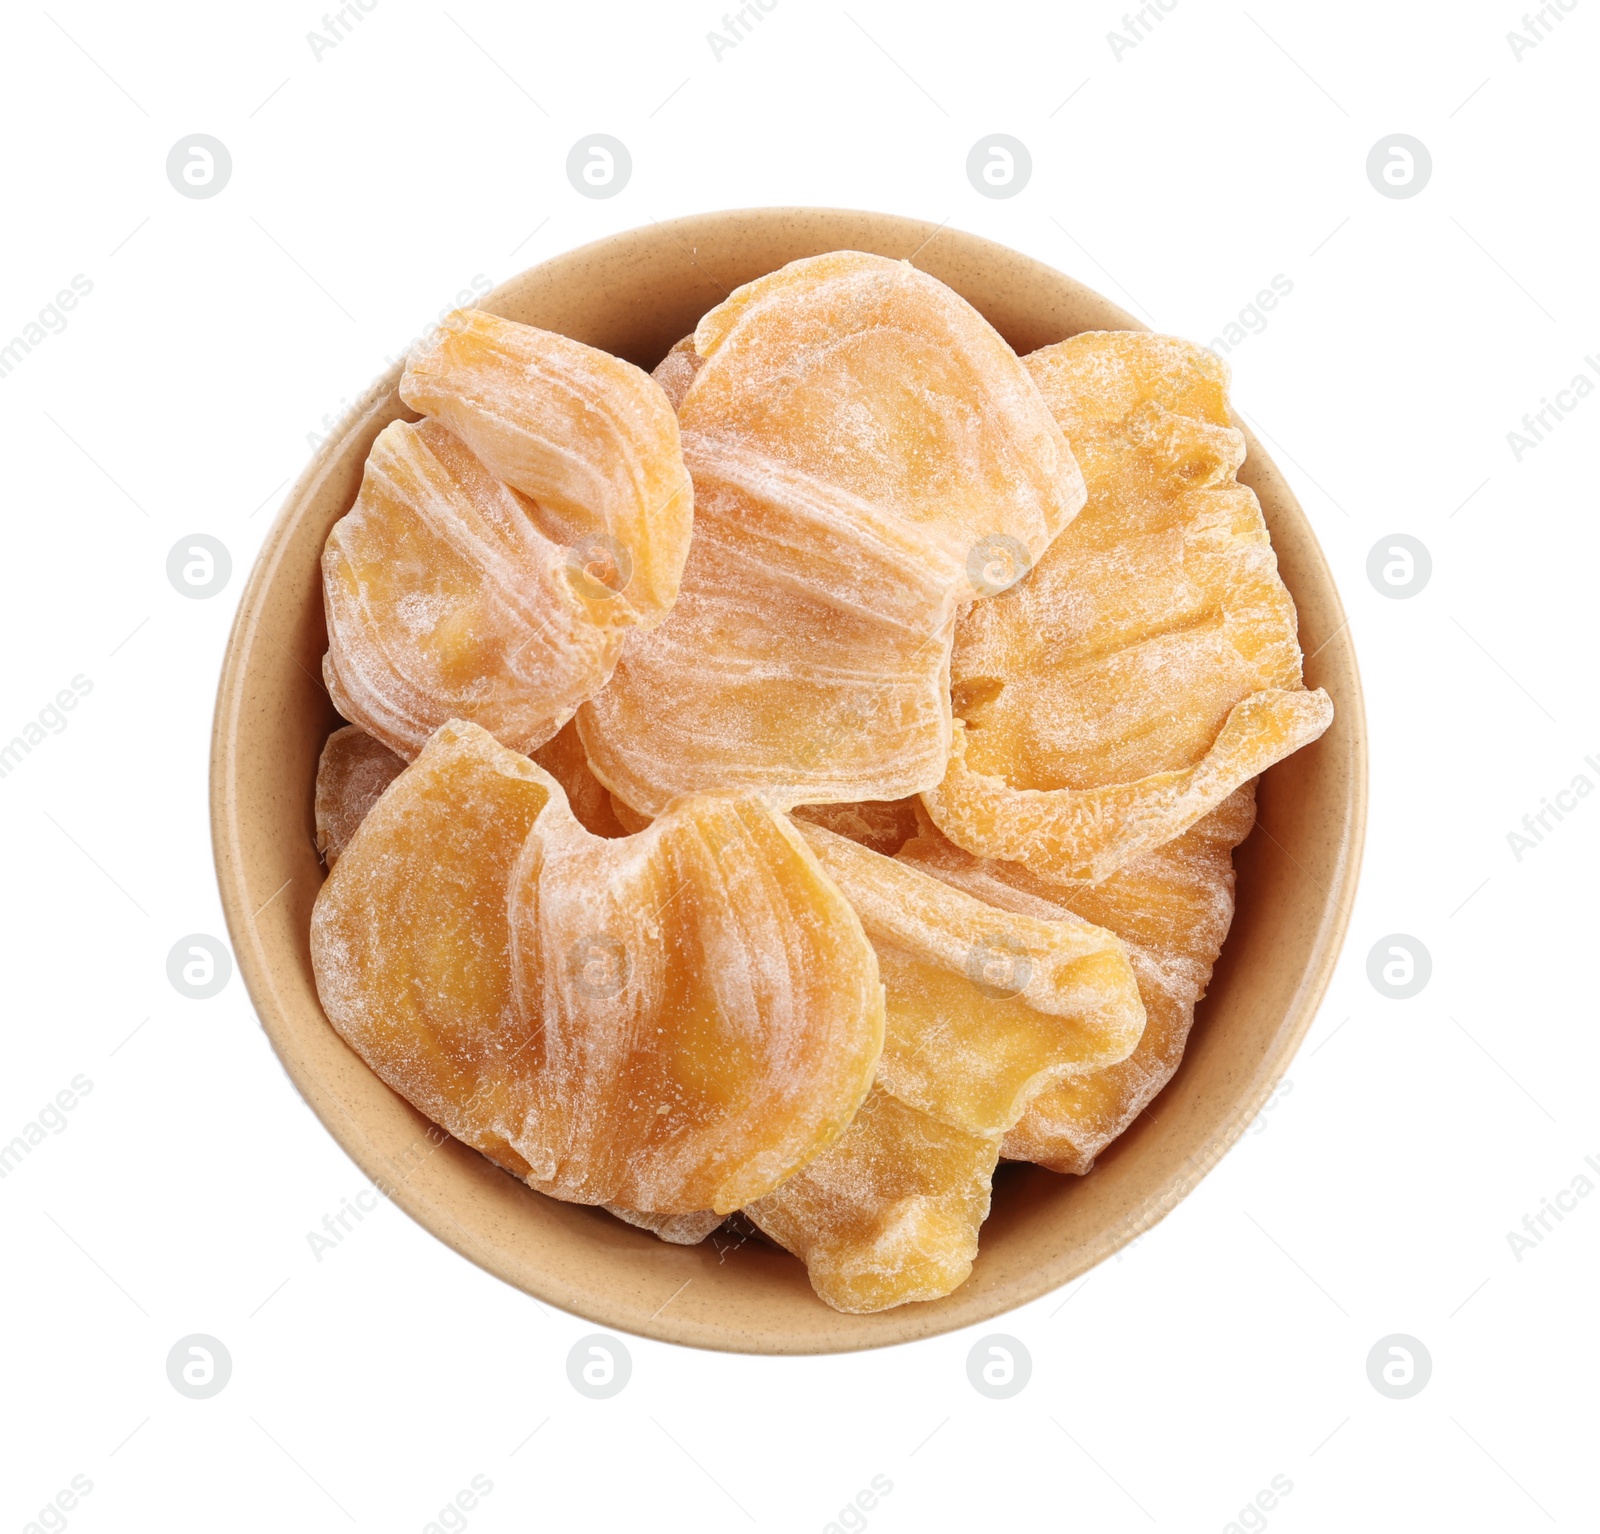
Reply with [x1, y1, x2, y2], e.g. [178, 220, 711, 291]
[210, 208, 1366, 1354]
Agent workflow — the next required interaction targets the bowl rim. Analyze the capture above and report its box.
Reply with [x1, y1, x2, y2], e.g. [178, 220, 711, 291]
[211, 207, 1367, 1352]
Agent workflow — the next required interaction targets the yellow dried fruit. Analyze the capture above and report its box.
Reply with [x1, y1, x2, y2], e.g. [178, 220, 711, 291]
[530, 719, 627, 838]
[901, 784, 1256, 1174]
[314, 724, 405, 867]
[578, 252, 1085, 814]
[309, 720, 555, 1178]
[505, 790, 884, 1215]
[683, 252, 1083, 568]
[579, 437, 963, 814]
[792, 797, 921, 858]
[312, 720, 885, 1218]
[796, 822, 1144, 1136]
[310, 726, 718, 1242]
[745, 822, 1144, 1312]
[651, 334, 702, 411]
[603, 1206, 726, 1245]
[321, 418, 629, 759]
[747, 1088, 997, 1314]
[924, 330, 1330, 883]
[400, 308, 693, 626]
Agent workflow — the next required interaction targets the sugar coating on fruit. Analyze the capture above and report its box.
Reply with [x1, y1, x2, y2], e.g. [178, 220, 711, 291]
[796, 821, 1145, 1136]
[322, 418, 629, 759]
[685, 251, 1085, 572]
[604, 1205, 726, 1244]
[312, 720, 884, 1220]
[531, 719, 628, 838]
[506, 789, 885, 1214]
[651, 335, 702, 411]
[792, 797, 921, 857]
[923, 330, 1331, 882]
[927, 688, 1329, 885]
[401, 308, 693, 626]
[747, 1087, 998, 1313]
[579, 252, 1087, 813]
[309, 720, 556, 1178]
[744, 820, 1145, 1312]
[315, 725, 406, 866]
[902, 783, 1255, 1175]
[579, 435, 964, 814]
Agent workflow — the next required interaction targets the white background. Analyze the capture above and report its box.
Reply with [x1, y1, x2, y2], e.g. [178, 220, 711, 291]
[2, 2, 1596, 1529]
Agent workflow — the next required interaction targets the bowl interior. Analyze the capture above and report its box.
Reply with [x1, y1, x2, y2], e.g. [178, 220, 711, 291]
[211, 209, 1365, 1353]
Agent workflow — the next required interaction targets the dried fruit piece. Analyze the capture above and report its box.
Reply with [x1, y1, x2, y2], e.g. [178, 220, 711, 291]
[580, 252, 1087, 813]
[311, 725, 724, 1243]
[579, 436, 964, 814]
[682, 251, 1084, 571]
[309, 720, 556, 1177]
[312, 720, 885, 1219]
[747, 1087, 997, 1313]
[652, 335, 702, 411]
[792, 797, 920, 858]
[507, 790, 884, 1214]
[604, 1206, 725, 1245]
[400, 308, 693, 625]
[928, 688, 1328, 884]
[924, 330, 1331, 883]
[796, 822, 1145, 1136]
[901, 784, 1256, 1174]
[314, 724, 405, 866]
[744, 823, 1143, 1312]
[608, 794, 651, 834]
[531, 719, 627, 838]
[322, 418, 629, 759]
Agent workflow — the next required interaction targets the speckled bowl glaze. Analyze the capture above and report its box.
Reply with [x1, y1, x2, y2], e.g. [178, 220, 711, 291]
[211, 209, 1366, 1354]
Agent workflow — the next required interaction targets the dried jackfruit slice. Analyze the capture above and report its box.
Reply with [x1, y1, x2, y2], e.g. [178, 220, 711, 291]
[579, 254, 1087, 814]
[652, 334, 702, 411]
[309, 720, 556, 1178]
[792, 797, 921, 858]
[314, 724, 405, 867]
[530, 719, 628, 838]
[608, 794, 652, 835]
[603, 1206, 726, 1245]
[309, 723, 712, 1243]
[746, 1087, 997, 1314]
[578, 436, 965, 814]
[928, 688, 1329, 884]
[506, 787, 884, 1214]
[682, 250, 1085, 572]
[744, 823, 1143, 1312]
[924, 330, 1331, 883]
[901, 784, 1256, 1174]
[311, 720, 883, 1222]
[400, 308, 693, 625]
[795, 822, 1145, 1136]
[321, 418, 628, 759]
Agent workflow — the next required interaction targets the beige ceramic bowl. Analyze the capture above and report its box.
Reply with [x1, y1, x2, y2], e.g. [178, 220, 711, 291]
[211, 209, 1366, 1354]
